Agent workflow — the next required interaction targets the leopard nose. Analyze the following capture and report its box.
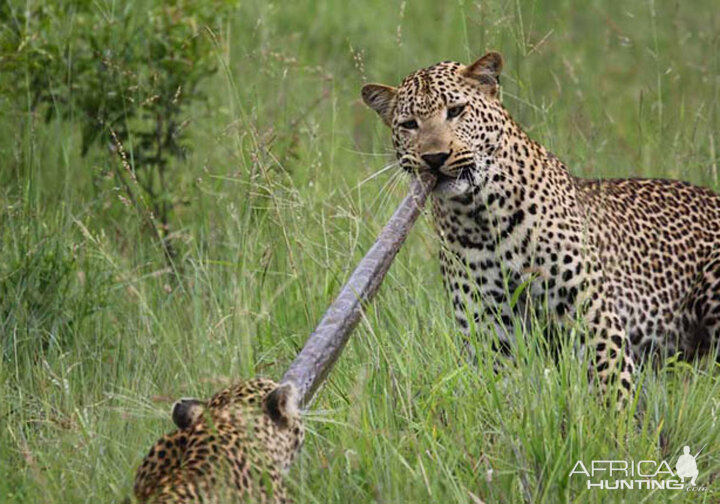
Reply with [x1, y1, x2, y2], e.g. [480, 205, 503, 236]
[421, 152, 450, 170]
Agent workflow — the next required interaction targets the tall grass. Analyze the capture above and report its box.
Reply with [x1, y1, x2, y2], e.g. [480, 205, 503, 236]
[1, 0, 720, 502]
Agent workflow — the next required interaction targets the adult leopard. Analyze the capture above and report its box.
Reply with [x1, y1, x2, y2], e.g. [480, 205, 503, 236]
[361, 52, 720, 405]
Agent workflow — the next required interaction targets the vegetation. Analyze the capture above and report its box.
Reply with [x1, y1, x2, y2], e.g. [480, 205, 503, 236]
[1, 0, 719, 502]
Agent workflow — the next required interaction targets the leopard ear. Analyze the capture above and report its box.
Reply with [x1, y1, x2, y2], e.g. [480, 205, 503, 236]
[264, 383, 300, 429]
[463, 52, 504, 97]
[361, 83, 397, 126]
[172, 398, 206, 430]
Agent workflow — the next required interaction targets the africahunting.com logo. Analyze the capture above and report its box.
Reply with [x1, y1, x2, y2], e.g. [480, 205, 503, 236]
[570, 445, 707, 492]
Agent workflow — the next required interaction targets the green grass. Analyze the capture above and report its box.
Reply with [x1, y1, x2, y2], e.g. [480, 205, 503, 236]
[2, 0, 720, 502]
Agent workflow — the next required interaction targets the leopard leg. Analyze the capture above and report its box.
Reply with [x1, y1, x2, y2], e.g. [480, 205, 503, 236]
[440, 248, 522, 361]
[682, 251, 720, 361]
[583, 290, 635, 409]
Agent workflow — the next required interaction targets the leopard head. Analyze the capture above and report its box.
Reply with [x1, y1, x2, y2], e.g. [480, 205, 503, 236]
[362, 52, 507, 197]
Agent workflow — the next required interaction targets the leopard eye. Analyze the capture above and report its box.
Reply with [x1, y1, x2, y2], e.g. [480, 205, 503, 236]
[399, 119, 418, 130]
[447, 104, 466, 119]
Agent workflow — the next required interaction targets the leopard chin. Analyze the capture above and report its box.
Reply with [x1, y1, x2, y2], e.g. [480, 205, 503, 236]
[431, 170, 475, 197]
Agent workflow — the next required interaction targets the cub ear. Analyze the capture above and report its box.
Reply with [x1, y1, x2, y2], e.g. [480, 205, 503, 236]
[361, 84, 397, 126]
[171, 398, 206, 430]
[463, 52, 504, 97]
[264, 382, 300, 429]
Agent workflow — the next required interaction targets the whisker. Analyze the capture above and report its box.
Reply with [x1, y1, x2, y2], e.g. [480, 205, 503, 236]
[447, 163, 476, 176]
[375, 169, 407, 216]
[376, 169, 405, 214]
[353, 161, 400, 190]
[341, 147, 396, 157]
[400, 155, 422, 172]
[368, 167, 404, 214]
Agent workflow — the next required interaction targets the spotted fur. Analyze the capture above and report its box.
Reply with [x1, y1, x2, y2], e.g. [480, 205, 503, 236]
[362, 52, 720, 406]
[134, 379, 304, 503]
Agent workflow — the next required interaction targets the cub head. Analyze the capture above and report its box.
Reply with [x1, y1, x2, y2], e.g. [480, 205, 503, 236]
[362, 52, 507, 196]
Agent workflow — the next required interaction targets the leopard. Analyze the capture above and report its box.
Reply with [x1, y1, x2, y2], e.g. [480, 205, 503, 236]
[133, 378, 304, 503]
[361, 51, 720, 406]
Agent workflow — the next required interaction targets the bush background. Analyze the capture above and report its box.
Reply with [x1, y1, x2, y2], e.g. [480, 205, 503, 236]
[1, 1, 720, 502]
